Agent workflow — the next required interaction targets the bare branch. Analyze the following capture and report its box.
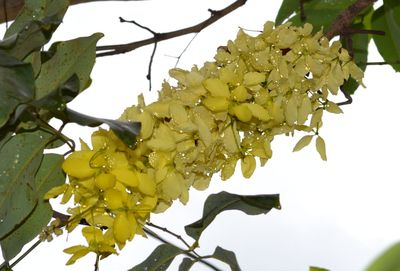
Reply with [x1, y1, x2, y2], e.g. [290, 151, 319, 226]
[96, 0, 247, 57]
[119, 17, 158, 90]
[325, 0, 378, 40]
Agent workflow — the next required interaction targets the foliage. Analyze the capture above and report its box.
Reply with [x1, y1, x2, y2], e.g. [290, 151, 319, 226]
[0, 0, 399, 270]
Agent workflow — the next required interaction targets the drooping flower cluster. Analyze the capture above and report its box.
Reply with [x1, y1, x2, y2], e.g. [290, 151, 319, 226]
[45, 21, 363, 264]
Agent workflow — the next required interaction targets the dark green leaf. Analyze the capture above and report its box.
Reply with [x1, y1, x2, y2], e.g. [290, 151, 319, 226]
[366, 242, 400, 271]
[35, 33, 104, 99]
[211, 246, 241, 271]
[276, 0, 299, 25]
[0, 131, 12, 150]
[65, 108, 141, 148]
[288, 0, 354, 32]
[24, 51, 41, 77]
[372, 2, 400, 71]
[4, 0, 68, 38]
[4, 22, 48, 60]
[178, 258, 196, 271]
[310, 266, 330, 271]
[128, 244, 183, 271]
[0, 262, 12, 271]
[0, 154, 65, 261]
[0, 52, 35, 128]
[185, 191, 280, 241]
[0, 130, 53, 239]
[33, 74, 80, 112]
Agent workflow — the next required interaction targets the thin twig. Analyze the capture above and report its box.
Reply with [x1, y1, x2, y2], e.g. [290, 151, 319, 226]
[96, 0, 247, 57]
[341, 28, 385, 36]
[337, 86, 353, 106]
[119, 17, 158, 91]
[2, 0, 8, 29]
[325, 0, 378, 40]
[362, 60, 400, 66]
[299, 0, 306, 21]
[174, 32, 199, 68]
[94, 254, 100, 271]
[143, 227, 222, 271]
[146, 222, 200, 256]
[10, 239, 42, 268]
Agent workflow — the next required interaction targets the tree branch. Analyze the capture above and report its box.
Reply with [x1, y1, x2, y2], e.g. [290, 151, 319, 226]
[325, 0, 378, 40]
[96, 0, 247, 57]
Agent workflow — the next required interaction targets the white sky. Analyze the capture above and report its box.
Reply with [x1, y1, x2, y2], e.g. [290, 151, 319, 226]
[2, 0, 400, 271]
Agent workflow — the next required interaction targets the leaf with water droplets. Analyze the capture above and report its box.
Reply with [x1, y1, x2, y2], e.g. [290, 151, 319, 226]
[185, 191, 281, 241]
[1, 154, 65, 261]
[4, 0, 69, 39]
[128, 244, 183, 271]
[0, 52, 35, 129]
[35, 33, 103, 99]
[0, 130, 52, 239]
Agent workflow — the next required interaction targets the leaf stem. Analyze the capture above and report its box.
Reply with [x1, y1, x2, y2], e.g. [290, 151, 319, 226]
[143, 227, 222, 271]
[146, 222, 200, 256]
[9, 239, 42, 268]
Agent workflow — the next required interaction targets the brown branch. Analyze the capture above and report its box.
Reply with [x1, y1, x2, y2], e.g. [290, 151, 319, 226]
[119, 17, 158, 91]
[0, 0, 149, 24]
[325, 0, 378, 40]
[96, 0, 247, 57]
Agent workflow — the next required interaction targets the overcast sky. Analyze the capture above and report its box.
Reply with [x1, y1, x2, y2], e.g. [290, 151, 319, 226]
[2, 1, 400, 271]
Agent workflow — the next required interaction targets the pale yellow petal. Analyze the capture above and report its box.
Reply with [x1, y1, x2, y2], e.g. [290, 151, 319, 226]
[203, 78, 230, 97]
[241, 155, 256, 178]
[293, 135, 313, 152]
[316, 136, 327, 161]
[111, 168, 139, 187]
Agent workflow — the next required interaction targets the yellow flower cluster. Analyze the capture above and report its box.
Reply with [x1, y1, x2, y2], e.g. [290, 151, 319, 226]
[45, 21, 363, 264]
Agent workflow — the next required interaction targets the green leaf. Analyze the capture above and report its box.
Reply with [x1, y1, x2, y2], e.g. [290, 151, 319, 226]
[366, 242, 400, 271]
[0, 263, 12, 271]
[33, 74, 80, 113]
[0, 130, 52, 239]
[0, 52, 35, 128]
[372, 2, 400, 71]
[185, 191, 280, 241]
[3, 22, 48, 60]
[35, 33, 104, 99]
[288, 0, 355, 32]
[211, 246, 241, 271]
[65, 108, 141, 148]
[0, 131, 12, 151]
[128, 244, 183, 271]
[2, 0, 69, 60]
[310, 267, 330, 271]
[276, 0, 299, 25]
[178, 258, 196, 271]
[4, 0, 68, 38]
[0, 153, 65, 261]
